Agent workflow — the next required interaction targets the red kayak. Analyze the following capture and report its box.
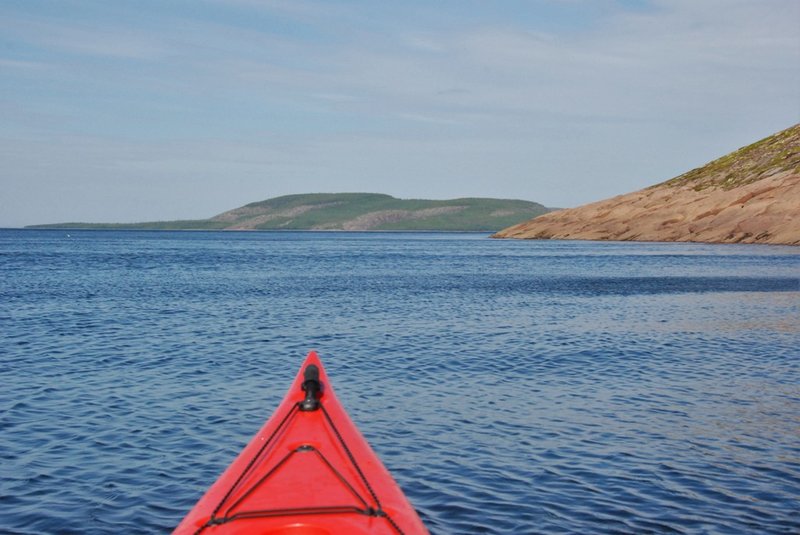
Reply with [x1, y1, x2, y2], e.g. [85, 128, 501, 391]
[174, 351, 429, 534]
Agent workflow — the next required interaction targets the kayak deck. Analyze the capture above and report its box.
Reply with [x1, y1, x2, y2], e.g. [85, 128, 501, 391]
[174, 351, 428, 534]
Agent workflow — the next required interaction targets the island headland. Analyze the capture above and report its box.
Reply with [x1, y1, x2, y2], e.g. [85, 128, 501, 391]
[493, 124, 800, 245]
[28, 194, 551, 232]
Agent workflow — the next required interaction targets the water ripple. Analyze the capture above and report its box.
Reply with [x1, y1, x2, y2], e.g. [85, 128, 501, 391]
[1, 230, 798, 534]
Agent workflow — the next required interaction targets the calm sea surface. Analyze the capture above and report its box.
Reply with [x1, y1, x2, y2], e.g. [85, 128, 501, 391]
[1, 229, 798, 534]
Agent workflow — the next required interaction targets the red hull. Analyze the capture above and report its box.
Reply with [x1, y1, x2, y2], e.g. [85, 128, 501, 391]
[174, 351, 428, 534]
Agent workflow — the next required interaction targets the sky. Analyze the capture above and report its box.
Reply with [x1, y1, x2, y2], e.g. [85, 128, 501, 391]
[1, 0, 798, 227]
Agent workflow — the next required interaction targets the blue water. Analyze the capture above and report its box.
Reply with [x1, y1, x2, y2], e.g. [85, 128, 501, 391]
[1, 230, 798, 534]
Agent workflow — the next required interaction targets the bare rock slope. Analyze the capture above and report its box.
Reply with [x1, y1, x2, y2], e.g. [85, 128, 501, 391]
[494, 124, 800, 245]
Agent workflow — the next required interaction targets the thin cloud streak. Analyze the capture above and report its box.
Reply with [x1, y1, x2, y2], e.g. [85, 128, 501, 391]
[0, 16, 171, 60]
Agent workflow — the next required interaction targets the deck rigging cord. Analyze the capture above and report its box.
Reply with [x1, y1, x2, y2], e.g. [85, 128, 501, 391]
[193, 366, 405, 535]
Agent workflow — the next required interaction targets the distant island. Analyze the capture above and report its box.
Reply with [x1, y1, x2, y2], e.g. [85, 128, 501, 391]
[494, 123, 800, 245]
[28, 193, 552, 232]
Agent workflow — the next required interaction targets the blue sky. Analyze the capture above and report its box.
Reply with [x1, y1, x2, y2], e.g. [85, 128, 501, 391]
[1, 0, 798, 227]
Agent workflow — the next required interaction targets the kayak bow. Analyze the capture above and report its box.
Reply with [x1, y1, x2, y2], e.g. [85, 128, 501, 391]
[174, 351, 429, 534]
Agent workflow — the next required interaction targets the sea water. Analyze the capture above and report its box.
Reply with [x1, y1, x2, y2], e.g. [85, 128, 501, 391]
[1, 230, 798, 534]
